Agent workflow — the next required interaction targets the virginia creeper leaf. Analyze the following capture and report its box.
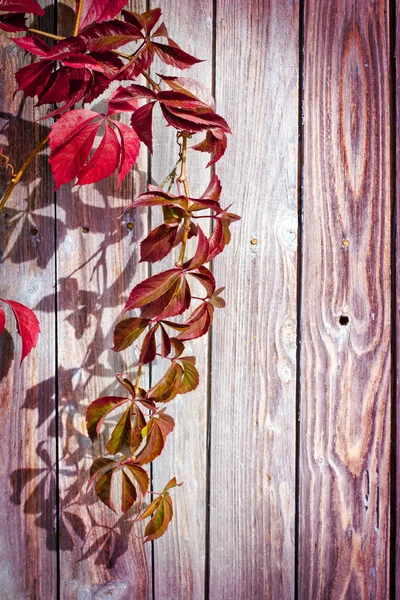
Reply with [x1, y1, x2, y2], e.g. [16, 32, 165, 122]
[0, 298, 40, 364]
[112, 317, 149, 352]
[0, 0, 44, 14]
[106, 405, 132, 454]
[0, 307, 5, 336]
[86, 396, 128, 441]
[120, 469, 137, 514]
[140, 223, 178, 263]
[78, 0, 130, 32]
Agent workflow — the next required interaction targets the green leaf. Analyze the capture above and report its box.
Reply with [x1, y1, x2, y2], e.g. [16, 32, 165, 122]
[177, 357, 199, 394]
[113, 317, 149, 351]
[106, 405, 132, 455]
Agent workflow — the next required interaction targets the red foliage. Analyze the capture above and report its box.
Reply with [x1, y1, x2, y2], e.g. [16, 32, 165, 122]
[1, 1, 240, 544]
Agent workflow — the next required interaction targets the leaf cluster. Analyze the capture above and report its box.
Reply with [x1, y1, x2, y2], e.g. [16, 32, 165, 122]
[0, 0, 241, 543]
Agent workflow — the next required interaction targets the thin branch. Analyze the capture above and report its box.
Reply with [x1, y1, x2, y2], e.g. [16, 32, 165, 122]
[27, 28, 64, 40]
[177, 133, 192, 265]
[0, 137, 49, 215]
[73, 0, 84, 36]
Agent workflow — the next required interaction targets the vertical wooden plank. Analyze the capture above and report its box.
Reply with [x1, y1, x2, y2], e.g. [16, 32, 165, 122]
[0, 2, 57, 598]
[149, 1, 213, 598]
[300, 1, 391, 597]
[209, 1, 299, 598]
[56, 2, 152, 598]
[396, 1, 400, 597]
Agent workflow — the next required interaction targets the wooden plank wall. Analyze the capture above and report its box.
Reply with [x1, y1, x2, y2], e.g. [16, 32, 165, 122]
[0, 0, 397, 598]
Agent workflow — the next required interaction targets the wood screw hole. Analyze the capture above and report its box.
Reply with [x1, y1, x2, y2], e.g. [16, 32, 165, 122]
[250, 237, 258, 245]
[339, 315, 349, 326]
[81, 226, 89, 234]
[127, 222, 134, 230]
[342, 239, 349, 247]
[31, 227, 38, 236]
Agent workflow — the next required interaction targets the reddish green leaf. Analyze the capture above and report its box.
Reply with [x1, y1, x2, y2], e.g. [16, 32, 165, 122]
[192, 129, 228, 167]
[153, 41, 203, 70]
[135, 411, 175, 464]
[209, 287, 226, 308]
[160, 324, 171, 358]
[86, 396, 128, 441]
[120, 469, 137, 513]
[78, 20, 143, 52]
[95, 469, 116, 512]
[123, 268, 182, 312]
[112, 317, 149, 352]
[159, 75, 216, 110]
[122, 461, 149, 496]
[106, 405, 132, 455]
[130, 102, 156, 153]
[148, 362, 183, 403]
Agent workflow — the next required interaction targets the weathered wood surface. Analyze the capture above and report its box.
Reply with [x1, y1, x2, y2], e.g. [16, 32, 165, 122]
[56, 2, 151, 598]
[149, 1, 213, 598]
[0, 0, 398, 598]
[208, 0, 299, 598]
[0, 2, 57, 598]
[299, 1, 391, 598]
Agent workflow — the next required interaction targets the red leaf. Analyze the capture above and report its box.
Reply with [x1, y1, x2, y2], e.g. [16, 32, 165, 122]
[138, 324, 159, 365]
[153, 41, 203, 69]
[201, 174, 222, 201]
[15, 60, 53, 97]
[37, 67, 70, 105]
[117, 42, 155, 79]
[12, 35, 50, 56]
[112, 317, 149, 352]
[157, 90, 210, 111]
[78, 20, 143, 52]
[140, 223, 178, 263]
[130, 102, 156, 153]
[187, 265, 215, 297]
[159, 75, 216, 110]
[0, 0, 44, 14]
[48, 111, 101, 189]
[123, 268, 182, 312]
[0, 306, 5, 336]
[142, 275, 190, 321]
[78, 0, 130, 31]
[0, 298, 40, 364]
[122, 7, 161, 34]
[76, 121, 120, 185]
[0, 13, 26, 31]
[192, 130, 228, 167]
[113, 121, 140, 186]
[160, 324, 171, 358]
[162, 104, 231, 133]
[183, 227, 209, 270]
[178, 303, 213, 341]
[125, 190, 188, 211]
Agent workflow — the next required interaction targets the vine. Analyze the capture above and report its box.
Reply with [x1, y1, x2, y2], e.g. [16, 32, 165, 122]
[0, 0, 240, 542]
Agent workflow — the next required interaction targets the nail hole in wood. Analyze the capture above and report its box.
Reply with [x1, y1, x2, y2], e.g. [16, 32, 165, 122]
[250, 237, 258, 245]
[342, 239, 349, 247]
[31, 227, 38, 236]
[339, 315, 349, 326]
[127, 222, 134, 230]
[81, 226, 89, 234]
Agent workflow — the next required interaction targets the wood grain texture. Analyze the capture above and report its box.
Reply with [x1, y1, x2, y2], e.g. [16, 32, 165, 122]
[0, 2, 57, 598]
[208, 1, 299, 598]
[149, 1, 213, 598]
[299, 1, 391, 597]
[397, 2, 400, 598]
[56, 2, 152, 598]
